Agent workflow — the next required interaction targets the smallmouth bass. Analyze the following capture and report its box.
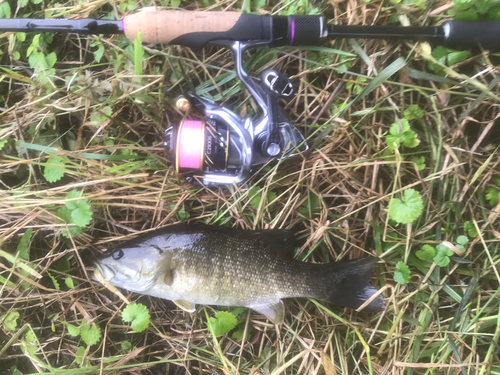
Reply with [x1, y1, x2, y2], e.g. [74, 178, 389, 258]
[94, 224, 385, 323]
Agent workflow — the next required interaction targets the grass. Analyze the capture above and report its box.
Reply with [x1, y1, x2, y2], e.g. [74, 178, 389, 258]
[1, 0, 500, 374]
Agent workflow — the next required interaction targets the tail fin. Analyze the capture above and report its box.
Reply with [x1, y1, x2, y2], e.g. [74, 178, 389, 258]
[321, 257, 385, 312]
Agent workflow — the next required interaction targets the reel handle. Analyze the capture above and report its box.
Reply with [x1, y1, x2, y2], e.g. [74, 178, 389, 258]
[123, 11, 326, 48]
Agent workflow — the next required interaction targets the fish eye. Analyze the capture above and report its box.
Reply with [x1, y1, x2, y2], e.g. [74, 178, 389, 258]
[112, 249, 124, 260]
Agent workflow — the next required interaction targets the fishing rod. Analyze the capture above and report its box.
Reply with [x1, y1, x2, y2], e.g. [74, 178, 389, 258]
[2, 11, 498, 184]
[1, 12, 499, 49]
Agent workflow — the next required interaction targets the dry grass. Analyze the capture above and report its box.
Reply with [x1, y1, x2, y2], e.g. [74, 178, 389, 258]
[1, 0, 500, 374]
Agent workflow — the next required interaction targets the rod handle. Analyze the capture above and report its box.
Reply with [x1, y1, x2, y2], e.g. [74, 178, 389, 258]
[123, 10, 267, 47]
[444, 20, 500, 50]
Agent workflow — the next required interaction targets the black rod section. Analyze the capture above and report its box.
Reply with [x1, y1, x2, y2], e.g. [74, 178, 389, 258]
[327, 21, 500, 50]
[328, 24, 445, 41]
[0, 19, 123, 34]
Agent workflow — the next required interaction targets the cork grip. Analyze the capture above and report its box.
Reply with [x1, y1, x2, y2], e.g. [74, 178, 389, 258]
[123, 11, 243, 45]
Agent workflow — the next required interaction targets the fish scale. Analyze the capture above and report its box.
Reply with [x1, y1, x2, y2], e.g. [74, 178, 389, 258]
[177, 240, 303, 304]
[95, 224, 385, 323]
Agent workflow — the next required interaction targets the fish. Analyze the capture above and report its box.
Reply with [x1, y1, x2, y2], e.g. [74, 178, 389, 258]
[94, 224, 385, 323]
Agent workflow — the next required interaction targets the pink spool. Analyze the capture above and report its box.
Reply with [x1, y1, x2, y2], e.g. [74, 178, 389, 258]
[177, 120, 204, 170]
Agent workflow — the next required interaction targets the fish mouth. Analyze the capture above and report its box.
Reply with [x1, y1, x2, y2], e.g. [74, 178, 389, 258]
[93, 262, 115, 282]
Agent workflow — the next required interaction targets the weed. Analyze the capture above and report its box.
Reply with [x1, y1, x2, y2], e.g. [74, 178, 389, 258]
[388, 188, 424, 224]
[122, 303, 151, 333]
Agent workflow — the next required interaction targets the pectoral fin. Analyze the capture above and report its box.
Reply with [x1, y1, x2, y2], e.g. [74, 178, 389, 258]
[157, 251, 173, 286]
[173, 300, 196, 312]
[249, 300, 285, 324]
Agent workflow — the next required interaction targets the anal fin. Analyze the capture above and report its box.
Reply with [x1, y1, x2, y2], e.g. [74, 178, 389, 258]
[173, 300, 196, 312]
[249, 300, 285, 324]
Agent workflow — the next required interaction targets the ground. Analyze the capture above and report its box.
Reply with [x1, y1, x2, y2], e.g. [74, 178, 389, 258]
[0, 0, 500, 374]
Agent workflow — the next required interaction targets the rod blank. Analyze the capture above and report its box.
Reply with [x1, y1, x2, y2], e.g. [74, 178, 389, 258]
[0, 18, 123, 34]
[328, 24, 444, 41]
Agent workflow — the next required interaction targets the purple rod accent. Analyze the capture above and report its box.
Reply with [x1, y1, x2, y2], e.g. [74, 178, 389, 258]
[290, 17, 295, 45]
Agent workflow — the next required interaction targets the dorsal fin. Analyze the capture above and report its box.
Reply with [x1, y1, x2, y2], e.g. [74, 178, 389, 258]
[252, 229, 296, 255]
[189, 224, 297, 255]
[113, 224, 297, 256]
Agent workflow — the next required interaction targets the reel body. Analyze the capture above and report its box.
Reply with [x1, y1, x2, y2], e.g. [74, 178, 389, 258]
[165, 41, 308, 185]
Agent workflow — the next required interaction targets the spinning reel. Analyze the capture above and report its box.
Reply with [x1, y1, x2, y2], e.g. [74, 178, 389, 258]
[164, 41, 308, 185]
